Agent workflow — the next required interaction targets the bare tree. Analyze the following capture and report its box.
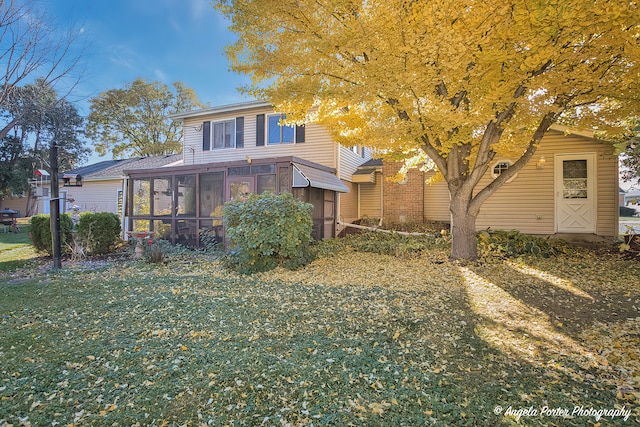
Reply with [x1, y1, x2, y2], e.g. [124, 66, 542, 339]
[0, 0, 84, 140]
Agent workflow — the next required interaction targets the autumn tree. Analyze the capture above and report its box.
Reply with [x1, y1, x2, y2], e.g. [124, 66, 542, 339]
[618, 121, 640, 185]
[215, 0, 640, 260]
[86, 78, 206, 159]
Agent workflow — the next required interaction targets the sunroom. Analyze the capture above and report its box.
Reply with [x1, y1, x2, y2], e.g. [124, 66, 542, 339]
[123, 156, 348, 247]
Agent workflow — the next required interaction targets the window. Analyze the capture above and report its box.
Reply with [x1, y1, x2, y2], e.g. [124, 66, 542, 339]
[491, 160, 517, 183]
[212, 119, 235, 149]
[562, 159, 588, 199]
[268, 114, 295, 144]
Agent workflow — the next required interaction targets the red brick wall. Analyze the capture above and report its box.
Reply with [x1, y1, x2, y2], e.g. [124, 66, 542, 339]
[382, 162, 425, 223]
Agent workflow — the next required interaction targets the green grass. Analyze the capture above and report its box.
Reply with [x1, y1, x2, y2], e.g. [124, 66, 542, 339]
[0, 239, 638, 426]
[0, 223, 38, 271]
[0, 223, 31, 251]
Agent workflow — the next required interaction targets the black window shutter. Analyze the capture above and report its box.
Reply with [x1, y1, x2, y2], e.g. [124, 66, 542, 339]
[202, 121, 211, 151]
[256, 114, 265, 146]
[295, 124, 305, 143]
[235, 117, 244, 148]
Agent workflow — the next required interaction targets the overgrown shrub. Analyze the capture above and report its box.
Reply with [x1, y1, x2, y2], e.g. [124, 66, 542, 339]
[76, 212, 121, 255]
[223, 192, 313, 273]
[29, 214, 73, 255]
[477, 229, 566, 258]
[620, 206, 638, 217]
[335, 231, 441, 257]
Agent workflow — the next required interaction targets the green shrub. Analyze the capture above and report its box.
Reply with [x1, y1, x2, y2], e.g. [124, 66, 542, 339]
[29, 214, 73, 255]
[620, 206, 638, 217]
[76, 212, 121, 255]
[477, 229, 566, 259]
[223, 192, 313, 273]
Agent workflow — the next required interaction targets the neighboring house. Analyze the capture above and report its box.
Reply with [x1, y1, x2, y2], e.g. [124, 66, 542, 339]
[0, 195, 28, 217]
[355, 126, 620, 238]
[32, 156, 182, 228]
[624, 188, 640, 207]
[122, 100, 370, 246]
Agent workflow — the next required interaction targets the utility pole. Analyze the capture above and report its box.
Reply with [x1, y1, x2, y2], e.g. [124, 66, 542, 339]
[50, 143, 62, 269]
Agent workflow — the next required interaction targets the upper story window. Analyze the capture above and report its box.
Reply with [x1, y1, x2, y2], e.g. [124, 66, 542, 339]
[212, 119, 235, 149]
[202, 117, 244, 151]
[268, 114, 295, 144]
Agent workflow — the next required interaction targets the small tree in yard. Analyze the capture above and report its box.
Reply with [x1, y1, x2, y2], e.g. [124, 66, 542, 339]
[223, 192, 313, 274]
[215, 0, 640, 260]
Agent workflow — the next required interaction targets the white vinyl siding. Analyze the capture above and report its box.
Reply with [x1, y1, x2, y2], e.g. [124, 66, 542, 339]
[182, 107, 336, 169]
[339, 145, 369, 181]
[37, 179, 123, 215]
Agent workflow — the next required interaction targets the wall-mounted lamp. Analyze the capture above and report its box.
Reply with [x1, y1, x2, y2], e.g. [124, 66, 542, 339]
[246, 155, 252, 164]
[191, 124, 202, 131]
[536, 155, 546, 170]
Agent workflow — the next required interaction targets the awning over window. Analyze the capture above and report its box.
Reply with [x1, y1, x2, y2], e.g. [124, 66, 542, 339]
[292, 163, 349, 193]
[351, 170, 376, 183]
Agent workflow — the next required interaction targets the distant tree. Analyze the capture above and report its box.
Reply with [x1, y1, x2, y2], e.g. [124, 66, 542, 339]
[0, 80, 88, 213]
[215, 0, 640, 260]
[1, 0, 84, 141]
[86, 78, 206, 159]
[618, 122, 640, 186]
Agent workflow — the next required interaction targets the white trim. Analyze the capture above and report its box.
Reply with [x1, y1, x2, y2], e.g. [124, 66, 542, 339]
[169, 100, 270, 121]
[554, 153, 597, 233]
[490, 159, 517, 183]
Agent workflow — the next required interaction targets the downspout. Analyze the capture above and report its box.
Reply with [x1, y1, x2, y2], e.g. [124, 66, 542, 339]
[335, 144, 341, 235]
[357, 183, 361, 219]
[379, 170, 384, 227]
[121, 176, 128, 240]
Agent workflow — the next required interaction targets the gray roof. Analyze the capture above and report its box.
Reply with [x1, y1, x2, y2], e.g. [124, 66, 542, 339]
[62, 155, 183, 180]
[354, 158, 383, 174]
[169, 100, 270, 120]
[62, 159, 128, 177]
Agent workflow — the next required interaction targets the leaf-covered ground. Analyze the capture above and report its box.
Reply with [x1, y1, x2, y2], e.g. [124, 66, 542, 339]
[0, 244, 638, 426]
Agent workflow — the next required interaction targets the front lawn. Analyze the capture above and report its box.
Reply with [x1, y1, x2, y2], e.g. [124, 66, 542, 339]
[0, 239, 638, 426]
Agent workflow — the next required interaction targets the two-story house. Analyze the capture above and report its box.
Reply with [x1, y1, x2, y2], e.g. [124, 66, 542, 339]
[122, 101, 620, 247]
[123, 100, 369, 246]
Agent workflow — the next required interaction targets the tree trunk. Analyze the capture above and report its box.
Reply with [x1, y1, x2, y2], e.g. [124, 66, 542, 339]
[449, 195, 479, 261]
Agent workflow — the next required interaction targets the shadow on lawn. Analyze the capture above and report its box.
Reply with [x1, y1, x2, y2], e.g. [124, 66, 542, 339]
[466, 257, 640, 338]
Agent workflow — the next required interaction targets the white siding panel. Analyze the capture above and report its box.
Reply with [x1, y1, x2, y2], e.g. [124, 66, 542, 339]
[63, 179, 123, 214]
[183, 106, 336, 169]
[339, 145, 368, 180]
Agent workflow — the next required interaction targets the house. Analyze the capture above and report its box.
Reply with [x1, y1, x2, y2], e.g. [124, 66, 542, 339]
[624, 188, 640, 207]
[355, 126, 620, 238]
[31, 155, 181, 235]
[122, 101, 370, 246]
[122, 101, 619, 245]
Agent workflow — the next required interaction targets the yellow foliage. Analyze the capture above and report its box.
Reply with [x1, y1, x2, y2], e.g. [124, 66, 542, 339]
[217, 0, 638, 160]
[215, 0, 640, 258]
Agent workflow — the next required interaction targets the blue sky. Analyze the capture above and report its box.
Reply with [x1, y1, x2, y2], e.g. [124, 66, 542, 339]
[45, 0, 251, 161]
